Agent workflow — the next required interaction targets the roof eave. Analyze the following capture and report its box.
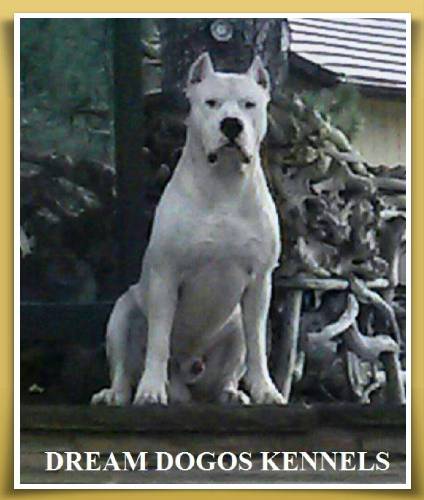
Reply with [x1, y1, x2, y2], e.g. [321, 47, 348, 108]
[289, 52, 338, 86]
[289, 53, 406, 99]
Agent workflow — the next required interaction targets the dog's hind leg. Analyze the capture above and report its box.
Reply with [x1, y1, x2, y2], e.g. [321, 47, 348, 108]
[190, 307, 250, 405]
[214, 320, 250, 405]
[91, 285, 146, 406]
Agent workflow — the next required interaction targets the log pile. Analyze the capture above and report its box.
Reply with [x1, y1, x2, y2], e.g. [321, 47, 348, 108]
[266, 92, 406, 404]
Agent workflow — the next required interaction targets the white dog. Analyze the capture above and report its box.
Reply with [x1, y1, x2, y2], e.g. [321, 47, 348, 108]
[91, 53, 285, 406]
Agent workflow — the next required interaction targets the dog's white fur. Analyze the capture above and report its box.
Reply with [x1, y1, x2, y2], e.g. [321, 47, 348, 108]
[91, 53, 285, 406]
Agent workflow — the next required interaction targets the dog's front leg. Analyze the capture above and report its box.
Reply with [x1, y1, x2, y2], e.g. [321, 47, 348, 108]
[242, 272, 286, 405]
[133, 268, 178, 405]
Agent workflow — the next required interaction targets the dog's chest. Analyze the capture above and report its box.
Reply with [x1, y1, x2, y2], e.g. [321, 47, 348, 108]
[186, 201, 280, 274]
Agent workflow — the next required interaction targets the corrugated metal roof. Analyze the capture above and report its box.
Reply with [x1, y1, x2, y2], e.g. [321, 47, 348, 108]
[288, 17, 407, 92]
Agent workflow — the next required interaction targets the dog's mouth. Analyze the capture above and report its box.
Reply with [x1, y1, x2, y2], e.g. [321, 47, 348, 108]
[207, 152, 218, 164]
[207, 142, 251, 165]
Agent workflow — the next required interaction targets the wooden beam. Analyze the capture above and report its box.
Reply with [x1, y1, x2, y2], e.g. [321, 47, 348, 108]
[113, 19, 150, 291]
[20, 404, 405, 433]
[273, 289, 303, 401]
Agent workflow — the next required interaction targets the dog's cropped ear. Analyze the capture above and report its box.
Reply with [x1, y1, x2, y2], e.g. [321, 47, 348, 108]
[187, 52, 215, 86]
[247, 56, 270, 94]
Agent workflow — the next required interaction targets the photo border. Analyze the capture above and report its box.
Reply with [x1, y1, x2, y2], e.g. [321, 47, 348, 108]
[12, 10, 413, 492]
[1, 2, 420, 495]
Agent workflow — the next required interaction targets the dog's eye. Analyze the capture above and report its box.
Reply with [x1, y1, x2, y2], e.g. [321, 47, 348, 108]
[245, 101, 256, 109]
[205, 99, 218, 108]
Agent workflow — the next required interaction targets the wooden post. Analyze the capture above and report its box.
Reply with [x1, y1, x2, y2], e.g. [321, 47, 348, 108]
[273, 289, 303, 402]
[113, 19, 150, 292]
[381, 352, 406, 404]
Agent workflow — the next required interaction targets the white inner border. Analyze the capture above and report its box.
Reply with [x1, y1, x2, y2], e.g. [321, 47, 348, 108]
[13, 12, 412, 491]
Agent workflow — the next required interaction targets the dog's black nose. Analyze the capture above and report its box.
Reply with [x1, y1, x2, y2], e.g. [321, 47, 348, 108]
[220, 117, 243, 140]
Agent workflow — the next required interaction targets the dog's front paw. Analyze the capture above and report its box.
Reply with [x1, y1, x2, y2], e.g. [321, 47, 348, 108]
[133, 379, 168, 406]
[245, 376, 287, 405]
[91, 387, 131, 406]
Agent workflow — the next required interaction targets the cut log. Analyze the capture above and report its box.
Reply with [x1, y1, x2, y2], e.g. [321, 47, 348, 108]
[350, 276, 401, 343]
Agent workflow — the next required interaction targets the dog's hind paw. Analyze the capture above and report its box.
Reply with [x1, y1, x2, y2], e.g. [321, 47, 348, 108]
[245, 378, 287, 405]
[218, 388, 250, 405]
[90, 388, 131, 406]
[254, 389, 286, 405]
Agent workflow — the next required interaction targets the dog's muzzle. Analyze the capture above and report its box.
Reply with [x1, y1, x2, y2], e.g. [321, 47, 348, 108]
[207, 117, 251, 165]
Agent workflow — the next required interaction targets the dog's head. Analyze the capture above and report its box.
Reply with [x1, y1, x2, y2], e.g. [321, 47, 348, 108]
[185, 52, 270, 166]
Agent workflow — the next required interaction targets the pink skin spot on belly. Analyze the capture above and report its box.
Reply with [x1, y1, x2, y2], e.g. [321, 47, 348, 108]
[190, 359, 205, 376]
